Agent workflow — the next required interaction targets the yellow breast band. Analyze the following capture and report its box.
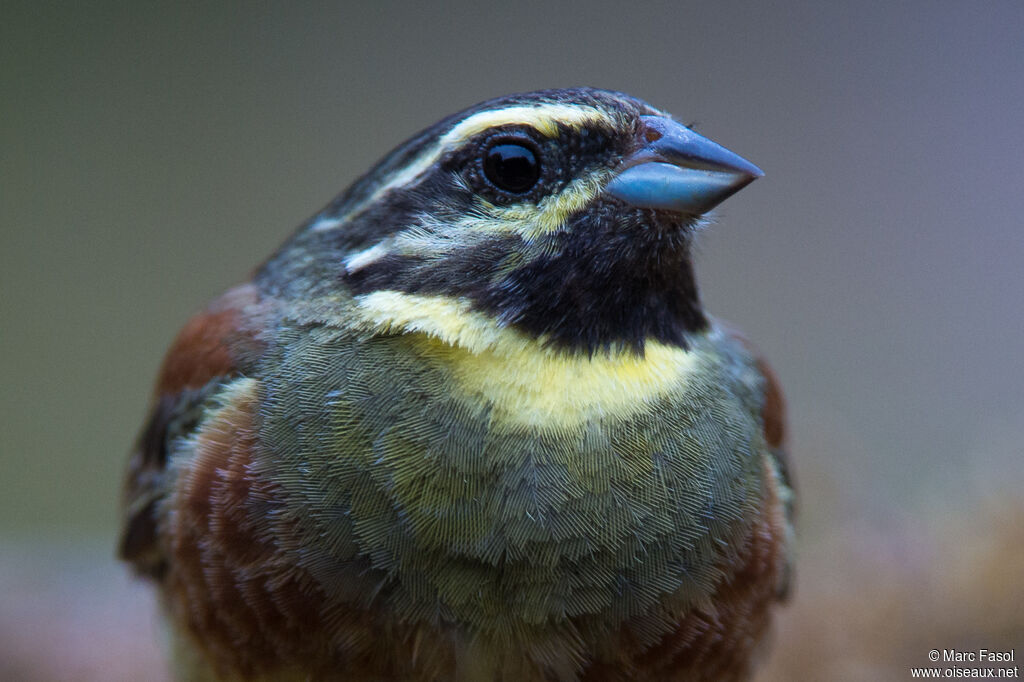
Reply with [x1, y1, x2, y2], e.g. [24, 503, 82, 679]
[353, 291, 702, 428]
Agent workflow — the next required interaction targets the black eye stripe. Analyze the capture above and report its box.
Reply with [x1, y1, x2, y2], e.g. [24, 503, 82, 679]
[440, 121, 624, 206]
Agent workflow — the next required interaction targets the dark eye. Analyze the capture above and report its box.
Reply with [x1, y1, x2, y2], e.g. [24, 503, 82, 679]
[483, 142, 541, 193]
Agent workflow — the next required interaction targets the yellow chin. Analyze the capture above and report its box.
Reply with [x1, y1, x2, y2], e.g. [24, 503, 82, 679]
[353, 290, 704, 429]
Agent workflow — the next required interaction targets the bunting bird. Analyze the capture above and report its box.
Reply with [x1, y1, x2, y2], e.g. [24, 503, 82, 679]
[119, 88, 794, 681]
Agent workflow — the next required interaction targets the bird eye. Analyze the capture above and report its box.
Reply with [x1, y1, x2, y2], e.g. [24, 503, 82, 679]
[483, 142, 541, 194]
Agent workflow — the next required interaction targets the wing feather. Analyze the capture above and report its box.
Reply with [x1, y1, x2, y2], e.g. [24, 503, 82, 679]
[118, 284, 268, 576]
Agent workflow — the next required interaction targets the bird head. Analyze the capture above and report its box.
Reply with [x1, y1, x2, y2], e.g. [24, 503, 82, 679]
[259, 88, 762, 353]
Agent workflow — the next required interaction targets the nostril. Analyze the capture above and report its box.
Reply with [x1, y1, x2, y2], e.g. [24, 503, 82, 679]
[643, 127, 663, 143]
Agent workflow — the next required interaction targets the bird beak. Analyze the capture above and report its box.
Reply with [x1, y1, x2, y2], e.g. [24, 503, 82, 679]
[604, 115, 763, 215]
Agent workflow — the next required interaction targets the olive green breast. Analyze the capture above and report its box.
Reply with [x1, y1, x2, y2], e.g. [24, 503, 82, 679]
[249, 307, 767, 639]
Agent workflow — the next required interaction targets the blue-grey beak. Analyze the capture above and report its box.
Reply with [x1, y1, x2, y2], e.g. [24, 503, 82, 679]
[604, 115, 763, 215]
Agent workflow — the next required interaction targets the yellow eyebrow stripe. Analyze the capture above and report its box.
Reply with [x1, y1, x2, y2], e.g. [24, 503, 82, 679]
[352, 291, 702, 429]
[441, 104, 611, 142]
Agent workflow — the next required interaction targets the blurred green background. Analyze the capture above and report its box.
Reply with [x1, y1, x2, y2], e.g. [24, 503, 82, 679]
[2, 1, 1022, 679]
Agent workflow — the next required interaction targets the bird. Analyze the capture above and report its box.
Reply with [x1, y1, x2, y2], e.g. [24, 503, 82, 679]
[118, 87, 794, 682]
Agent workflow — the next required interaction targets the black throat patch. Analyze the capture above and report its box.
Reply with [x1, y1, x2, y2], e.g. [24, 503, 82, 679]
[343, 199, 708, 353]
